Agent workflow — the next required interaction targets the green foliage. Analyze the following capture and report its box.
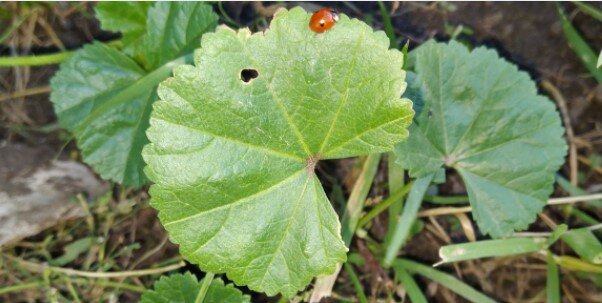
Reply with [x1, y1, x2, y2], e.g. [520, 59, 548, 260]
[573, 1, 602, 23]
[140, 272, 250, 303]
[561, 227, 602, 264]
[50, 2, 218, 187]
[49, 237, 94, 266]
[396, 267, 427, 303]
[546, 252, 561, 303]
[393, 258, 497, 303]
[143, 7, 413, 297]
[395, 40, 567, 238]
[95, 2, 153, 59]
[438, 237, 548, 264]
[384, 173, 433, 266]
[557, 5, 602, 83]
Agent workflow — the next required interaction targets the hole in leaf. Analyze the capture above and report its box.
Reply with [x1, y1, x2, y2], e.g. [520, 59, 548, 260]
[240, 69, 259, 83]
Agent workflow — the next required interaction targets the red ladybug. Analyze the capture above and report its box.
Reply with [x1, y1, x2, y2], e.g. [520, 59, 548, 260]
[309, 8, 339, 33]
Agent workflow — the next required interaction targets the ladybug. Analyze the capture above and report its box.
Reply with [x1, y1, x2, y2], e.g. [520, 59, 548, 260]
[309, 8, 339, 33]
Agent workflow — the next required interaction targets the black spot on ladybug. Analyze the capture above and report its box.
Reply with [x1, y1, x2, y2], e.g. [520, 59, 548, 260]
[240, 69, 259, 83]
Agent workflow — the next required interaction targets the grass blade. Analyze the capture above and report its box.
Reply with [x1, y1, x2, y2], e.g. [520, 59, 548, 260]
[341, 153, 383, 244]
[394, 258, 497, 303]
[573, 1, 602, 22]
[546, 251, 561, 303]
[359, 181, 414, 228]
[557, 4, 602, 83]
[561, 227, 602, 264]
[384, 173, 434, 266]
[555, 255, 602, 273]
[343, 263, 369, 303]
[547, 224, 569, 246]
[438, 238, 548, 264]
[396, 267, 427, 303]
[378, 1, 396, 48]
[385, 152, 406, 246]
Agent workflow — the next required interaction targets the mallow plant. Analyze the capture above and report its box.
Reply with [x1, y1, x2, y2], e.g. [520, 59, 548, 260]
[50, 2, 568, 301]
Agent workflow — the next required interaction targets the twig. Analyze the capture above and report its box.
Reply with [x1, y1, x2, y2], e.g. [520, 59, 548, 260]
[4, 254, 185, 278]
[0, 86, 51, 102]
[417, 206, 472, 218]
[454, 213, 476, 242]
[587, 223, 602, 231]
[128, 235, 169, 270]
[542, 80, 577, 185]
[547, 193, 602, 205]
[417, 193, 602, 217]
[37, 17, 66, 51]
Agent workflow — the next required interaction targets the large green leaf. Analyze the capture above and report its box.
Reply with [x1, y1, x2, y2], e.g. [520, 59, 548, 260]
[143, 7, 413, 297]
[140, 273, 250, 303]
[394, 40, 566, 238]
[50, 2, 217, 187]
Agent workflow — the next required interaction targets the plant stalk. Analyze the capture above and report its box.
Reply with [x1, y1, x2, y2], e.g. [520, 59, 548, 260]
[195, 272, 215, 303]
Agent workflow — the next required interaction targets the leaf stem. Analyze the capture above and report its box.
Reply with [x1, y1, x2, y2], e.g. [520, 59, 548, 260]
[0, 50, 74, 66]
[0, 86, 52, 102]
[358, 180, 414, 228]
[195, 272, 215, 303]
[0, 40, 122, 67]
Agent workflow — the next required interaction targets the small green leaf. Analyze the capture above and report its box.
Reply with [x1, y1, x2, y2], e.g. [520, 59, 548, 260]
[140, 272, 250, 303]
[395, 40, 567, 238]
[143, 7, 413, 297]
[50, 2, 218, 187]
